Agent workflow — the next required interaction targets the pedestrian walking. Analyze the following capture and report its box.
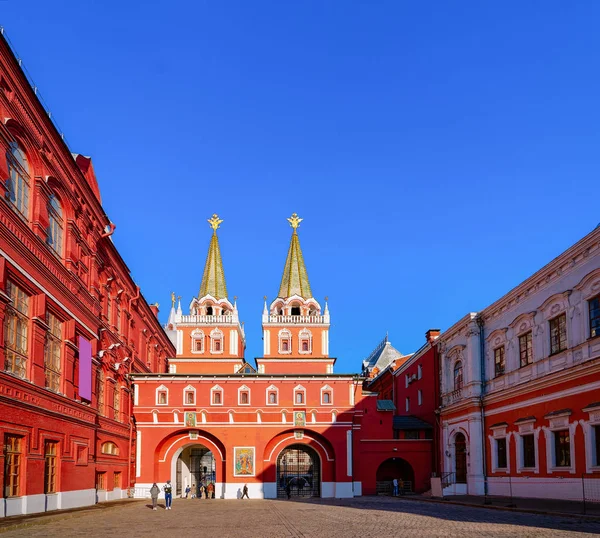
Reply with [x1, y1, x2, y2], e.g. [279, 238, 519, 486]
[285, 481, 291, 500]
[150, 483, 160, 510]
[241, 484, 249, 499]
[207, 482, 214, 499]
[163, 480, 173, 509]
[185, 485, 191, 499]
[399, 478, 405, 495]
[200, 484, 205, 499]
[392, 478, 399, 497]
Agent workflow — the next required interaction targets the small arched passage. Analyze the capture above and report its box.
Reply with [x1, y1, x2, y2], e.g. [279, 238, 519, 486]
[376, 457, 415, 494]
[454, 432, 467, 484]
[277, 444, 320, 498]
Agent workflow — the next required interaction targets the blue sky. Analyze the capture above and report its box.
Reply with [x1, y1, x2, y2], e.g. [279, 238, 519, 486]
[2, 2, 597, 372]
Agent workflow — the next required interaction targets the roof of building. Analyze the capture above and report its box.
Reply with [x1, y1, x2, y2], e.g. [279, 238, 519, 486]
[278, 214, 312, 299]
[376, 400, 396, 411]
[363, 335, 406, 374]
[199, 215, 228, 300]
[393, 416, 433, 430]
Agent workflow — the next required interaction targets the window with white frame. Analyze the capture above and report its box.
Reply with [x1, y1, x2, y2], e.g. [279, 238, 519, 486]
[183, 385, 196, 406]
[417, 365, 422, 379]
[294, 385, 306, 405]
[279, 329, 292, 354]
[589, 296, 599, 339]
[519, 331, 533, 367]
[453, 361, 463, 391]
[489, 424, 509, 472]
[554, 430, 571, 467]
[6, 142, 30, 218]
[4, 280, 30, 379]
[156, 385, 168, 405]
[191, 330, 205, 354]
[211, 385, 223, 405]
[210, 329, 223, 354]
[405, 397, 410, 412]
[496, 438, 507, 468]
[494, 346, 505, 377]
[266, 385, 278, 405]
[321, 385, 333, 405]
[549, 314, 567, 355]
[238, 385, 250, 406]
[544, 411, 575, 472]
[522, 434, 536, 468]
[299, 328, 312, 354]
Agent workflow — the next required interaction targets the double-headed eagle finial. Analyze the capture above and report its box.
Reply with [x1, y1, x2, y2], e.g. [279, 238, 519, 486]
[287, 213, 303, 231]
[208, 214, 223, 232]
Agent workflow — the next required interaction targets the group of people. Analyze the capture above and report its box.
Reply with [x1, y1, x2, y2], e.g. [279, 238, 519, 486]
[184, 482, 216, 499]
[392, 477, 405, 496]
[148, 480, 219, 510]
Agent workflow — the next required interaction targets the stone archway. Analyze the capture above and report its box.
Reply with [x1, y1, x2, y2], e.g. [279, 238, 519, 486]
[276, 444, 321, 498]
[174, 443, 216, 498]
[376, 457, 415, 494]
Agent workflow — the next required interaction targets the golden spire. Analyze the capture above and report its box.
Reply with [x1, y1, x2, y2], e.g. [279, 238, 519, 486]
[199, 214, 228, 300]
[278, 213, 312, 299]
[171, 291, 176, 308]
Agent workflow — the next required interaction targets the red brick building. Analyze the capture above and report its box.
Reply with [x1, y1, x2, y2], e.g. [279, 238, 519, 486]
[0, 33, 174, 517]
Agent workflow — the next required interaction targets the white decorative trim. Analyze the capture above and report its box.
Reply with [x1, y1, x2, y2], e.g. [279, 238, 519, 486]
[183, 384, 196, 406]
[238, 384, 251, 406]
[210, 328, 224, 354]
[320, 384, 333, 405]
[190, 329, 205, 354]
[294, 384, 306, 405]
[266, 384, 279, 406]
[210, 384, 224, 406]
[155, 384, 169, 406]
[299, 328, 312, 354]
[278, 328, 292, 354]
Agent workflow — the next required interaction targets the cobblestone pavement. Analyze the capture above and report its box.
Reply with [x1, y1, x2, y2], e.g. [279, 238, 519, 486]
[2, 496, 600, 537]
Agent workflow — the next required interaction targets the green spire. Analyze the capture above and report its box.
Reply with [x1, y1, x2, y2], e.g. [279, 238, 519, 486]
[278, 213, 312, 299]
[199, 215, 228, 300]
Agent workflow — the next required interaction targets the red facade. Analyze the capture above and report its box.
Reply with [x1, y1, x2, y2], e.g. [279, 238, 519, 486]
[0, 34, 175, 517]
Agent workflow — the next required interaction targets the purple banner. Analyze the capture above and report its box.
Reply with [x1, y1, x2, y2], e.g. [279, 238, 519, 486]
[78, 336, 93, 402]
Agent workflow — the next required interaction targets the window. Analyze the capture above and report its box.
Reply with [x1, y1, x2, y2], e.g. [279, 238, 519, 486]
[210, 329, 223, 353]
[497, 438, 507, 468]
[291, 306, 301, 316]
[405, 397, 410, 412]
[595, 425, 600, 466]
[453, 361, 463, 390]
[550, 314, 567, 355]
[554, 430, 571, 467]
[522, 434, 535, 468]
[47, 194, 63, 255]
[279, 329, 292, 354]
[44, 441, 58, 494]
[185, 390, 195, 405]
[417, 365, 422, 379]
[494, 346, 505, 377]
[101, 442, 119, 455]
[590, 296, 600, 339]
[212, 391, 222, 405]
[519, 331, 533, 367]
[157, 389, 168, 405]
[96, 370, 105, 415]
[268, 391, 278, 405]
[113, 386, 121, 421]
[299, 329, 312, 353]
[115, 304, 121, 335]
[4, 280, 29, 379]
[192, 330, 205, 353]
[240, 391, 249, 405]
[296, 392, 304, 404]
[114, 472, 121, 489]
[96, 472, 107, 490]
[3, 435, 22, 497]
[323, 392, 331, 404]
[6, 142, 30, 218]
[418, 389, 422, 406]
[404, 430, 419, 440]
[206, 306, 213, 316]
[45, 312, 62, 392]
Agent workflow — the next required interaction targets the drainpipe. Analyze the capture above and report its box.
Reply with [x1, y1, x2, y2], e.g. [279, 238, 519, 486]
[477, 316, 488, 497]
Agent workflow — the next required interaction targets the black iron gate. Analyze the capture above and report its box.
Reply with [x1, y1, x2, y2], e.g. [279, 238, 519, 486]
[277, 444, 320, 498]
[190, 448, 215, 495]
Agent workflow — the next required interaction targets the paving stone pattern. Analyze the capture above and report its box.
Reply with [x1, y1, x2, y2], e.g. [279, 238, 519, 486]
[2, 496, 600, 537]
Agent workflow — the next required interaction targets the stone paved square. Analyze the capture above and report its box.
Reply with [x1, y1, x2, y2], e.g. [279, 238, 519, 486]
[2, 497, 600, 538]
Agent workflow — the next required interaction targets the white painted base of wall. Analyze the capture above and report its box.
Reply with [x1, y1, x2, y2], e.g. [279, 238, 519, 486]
[443, 483, 468, 496]
[487, 476, 591, 501]
[1, 489, 97, 518]
[133, 482, 358, 500]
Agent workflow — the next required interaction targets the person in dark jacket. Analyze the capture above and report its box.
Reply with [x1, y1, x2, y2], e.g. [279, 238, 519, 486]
[150, 483, 160, 510]
[285, 481, 292, 499]
[241, 484, 249, 499]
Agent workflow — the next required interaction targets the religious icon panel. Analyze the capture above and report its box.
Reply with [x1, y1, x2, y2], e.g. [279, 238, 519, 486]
[233, 447, 255, 476]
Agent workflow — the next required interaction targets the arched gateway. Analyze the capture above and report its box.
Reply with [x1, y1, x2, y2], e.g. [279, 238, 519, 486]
[175, 444, 216, 497]
[277, 444, 321, 498]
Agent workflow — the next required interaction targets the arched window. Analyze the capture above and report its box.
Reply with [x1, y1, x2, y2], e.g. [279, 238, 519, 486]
[321, 385, 333, 405]
[294, 385, 306, 405]
[101, 441, 119, 455]
[47, 194, 63, 255]
[183, 385, 196, 405]
[299, 329, 312, 354]
[191, 330, 204, 353]
[238, 385, 250, 405]
[266, 384, 278, 405]
[210, 329, 223, 354]
[211, 385, 223, 405]
[453, 361, 463, 391]
[291, 305, 301, 316]
[6, 142, 30, 218]
[279, 329, 292, 354]
[206, 306, 213, 316]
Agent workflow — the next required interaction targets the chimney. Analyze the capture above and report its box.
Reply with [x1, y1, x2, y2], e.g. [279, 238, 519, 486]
[150, 303, 160, 318]
[425, 329, 441, 344]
